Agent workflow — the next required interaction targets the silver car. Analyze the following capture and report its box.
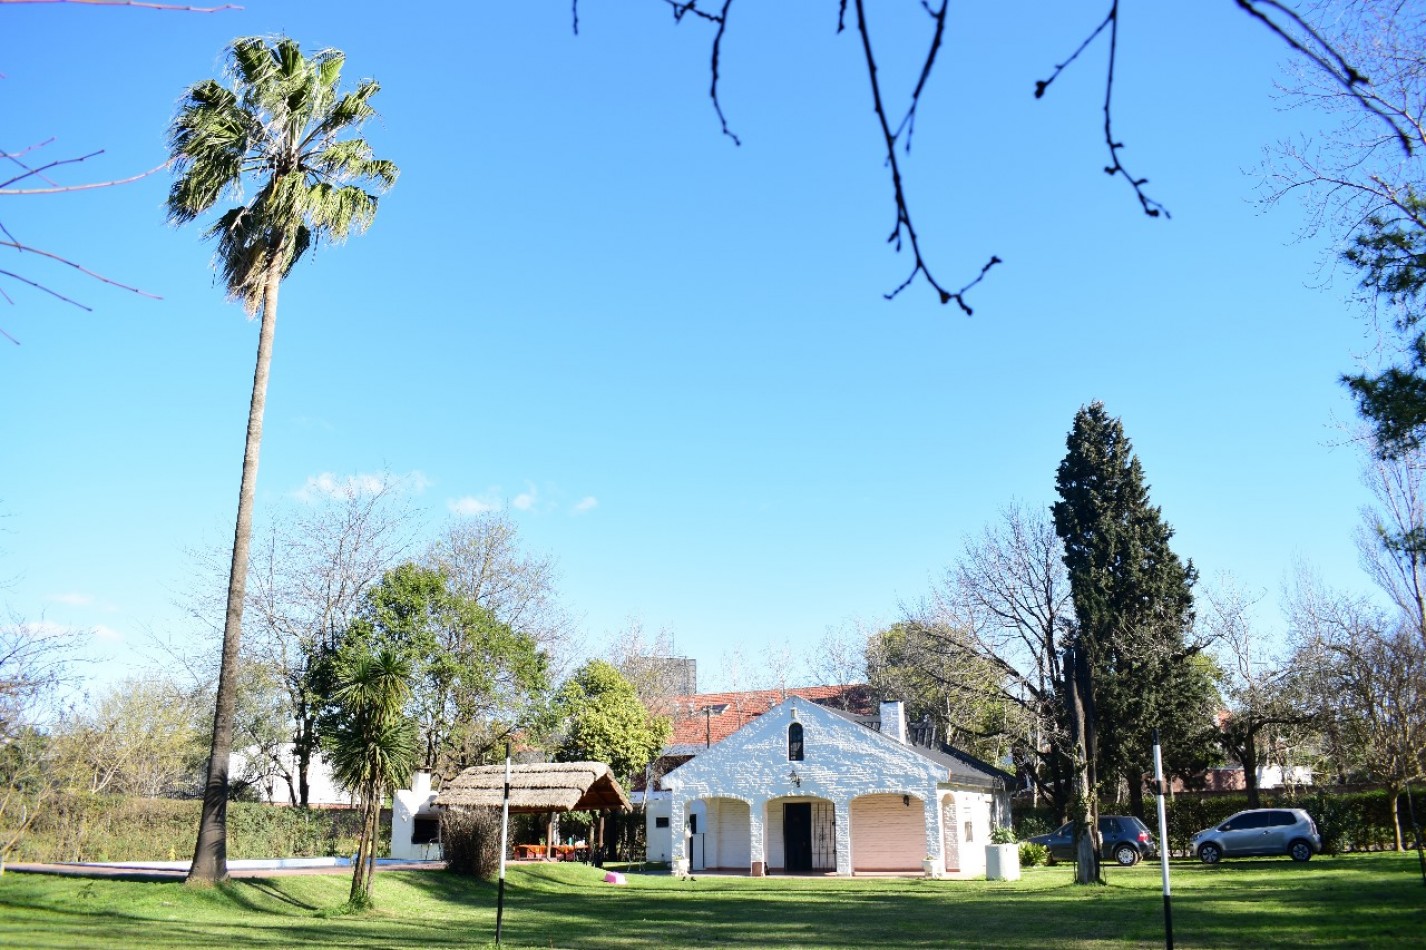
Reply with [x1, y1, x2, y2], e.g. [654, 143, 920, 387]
[1190, 808, 1322, 863]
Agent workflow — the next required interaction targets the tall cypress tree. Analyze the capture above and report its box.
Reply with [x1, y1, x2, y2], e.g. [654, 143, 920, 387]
[1052, 402, 1212, 823]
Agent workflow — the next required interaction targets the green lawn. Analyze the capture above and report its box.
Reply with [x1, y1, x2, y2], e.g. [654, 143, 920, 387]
[0, 853, 1422, 948]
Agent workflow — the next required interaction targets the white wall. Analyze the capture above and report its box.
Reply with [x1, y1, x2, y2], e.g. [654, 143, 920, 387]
[390, 772, 441, 861]
[644, 791, 673, 862]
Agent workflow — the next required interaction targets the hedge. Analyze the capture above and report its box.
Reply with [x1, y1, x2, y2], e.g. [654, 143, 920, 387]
[7, 794, 377, 863]
[1012, 787, 1423, 856]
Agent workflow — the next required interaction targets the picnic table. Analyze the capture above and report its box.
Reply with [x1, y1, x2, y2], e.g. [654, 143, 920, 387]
[513, 843, 589, 862]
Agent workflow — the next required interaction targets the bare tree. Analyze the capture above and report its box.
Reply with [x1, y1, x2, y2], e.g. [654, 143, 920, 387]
[1288, 573, 1426, 850]
[1201, 576, 1305, 807]
[604, 618, 690, 708]
[243, 478, 417, 805]
[425, 512, 577, 678]
[51, 674, 208, 798]
[1258, 1, 1425, 247]
[1357, 446, 1426, 647]
[808, 620, 871, 693]
[917, 503, 1075, 811]
[176, 477, 417, 805]
[0, 613, 73, 865]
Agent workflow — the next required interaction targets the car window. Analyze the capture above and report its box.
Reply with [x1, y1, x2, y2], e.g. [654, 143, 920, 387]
[1101, 818, 1120, 834]
[1234, 812, 1268, 830]
[1269, 811, 1296, 827]
[1055, 823, 1072, 837]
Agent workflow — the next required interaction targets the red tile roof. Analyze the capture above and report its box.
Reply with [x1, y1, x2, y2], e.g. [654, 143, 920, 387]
[657, 684, 874, 749]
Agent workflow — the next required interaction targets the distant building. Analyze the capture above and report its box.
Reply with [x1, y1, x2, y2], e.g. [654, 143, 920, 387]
[229, 744, 355, 807]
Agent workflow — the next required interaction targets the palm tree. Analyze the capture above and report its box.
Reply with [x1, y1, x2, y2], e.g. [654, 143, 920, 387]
[323, 646, 418, 905]
[167, 36, 397, 884]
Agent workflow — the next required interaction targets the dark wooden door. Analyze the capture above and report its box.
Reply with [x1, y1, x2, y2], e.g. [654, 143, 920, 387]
[784, 803, 812, 872]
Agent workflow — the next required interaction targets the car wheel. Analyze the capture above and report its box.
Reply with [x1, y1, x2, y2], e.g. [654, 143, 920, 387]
[1114, 844, 1139, 866]
[1198, 843, 1222, 865]
[1288, 840, 1313, 862]
[1045, 853, 1058, 866]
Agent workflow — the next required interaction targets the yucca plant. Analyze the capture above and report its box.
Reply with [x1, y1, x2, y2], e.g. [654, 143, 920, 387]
[167, 35, 397, 885]
[323, 646, 418, 905]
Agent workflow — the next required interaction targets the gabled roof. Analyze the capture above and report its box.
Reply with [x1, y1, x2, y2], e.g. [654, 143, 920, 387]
[823, 707, 1015, 791]
[658, 684, 873, 751]
[435, 762, 630, 813]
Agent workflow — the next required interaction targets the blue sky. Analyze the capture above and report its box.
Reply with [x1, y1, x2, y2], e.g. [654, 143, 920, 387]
[1, 2, 1386, 692]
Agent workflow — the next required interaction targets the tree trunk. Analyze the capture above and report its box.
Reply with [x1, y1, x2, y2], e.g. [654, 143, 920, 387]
[1065, 644, 1102, 885]
[1241, 726, 1262, 809]
[295, 704, 314, 808]
[350, 777, 379, 903]
[1127, 769, 1145, 821]
[1391, 786, 1405, 852]
[187, 264, 282, 886]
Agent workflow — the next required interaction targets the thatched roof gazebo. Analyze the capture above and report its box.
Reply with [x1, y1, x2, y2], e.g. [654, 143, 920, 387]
[435, 762, 630, 861]
[436, 761, 630, 813]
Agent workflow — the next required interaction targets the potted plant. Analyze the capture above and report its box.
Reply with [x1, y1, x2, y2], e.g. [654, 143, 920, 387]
[986, 826, 1021, 881]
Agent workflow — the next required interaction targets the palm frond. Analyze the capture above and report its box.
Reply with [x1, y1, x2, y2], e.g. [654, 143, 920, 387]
[169, 34, 397, 303]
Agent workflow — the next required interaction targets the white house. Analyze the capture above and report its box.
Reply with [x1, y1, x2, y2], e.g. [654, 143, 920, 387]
[656, 696, 1013, 877]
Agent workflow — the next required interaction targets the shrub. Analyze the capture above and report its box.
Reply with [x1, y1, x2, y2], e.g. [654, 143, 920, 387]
[1019, 842, 1050, 867]
[8, 793, 369, 863]
[443, 806, 502, 879]
[1012, 806, 1059, 840]
[989, 826, 1018, 845]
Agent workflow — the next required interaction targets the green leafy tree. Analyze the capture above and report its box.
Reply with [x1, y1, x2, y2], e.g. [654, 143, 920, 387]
[1342, 204, 1426, 458]
[322, 645, 418, 906]
[166, 35, 397, 884]
[339, 563, 548, 775]
[1052, 402, 1215, 880]
[554, 660, 670, 782]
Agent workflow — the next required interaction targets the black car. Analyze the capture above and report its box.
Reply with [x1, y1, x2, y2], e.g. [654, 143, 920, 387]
[1029, 815, 1158, 866]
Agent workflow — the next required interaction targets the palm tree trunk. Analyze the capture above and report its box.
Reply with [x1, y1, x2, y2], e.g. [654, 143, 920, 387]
[188, 262, 282, 885]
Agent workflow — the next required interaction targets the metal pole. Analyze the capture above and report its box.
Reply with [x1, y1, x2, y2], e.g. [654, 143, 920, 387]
[496, 741, 511, 944]
[1152, 729, 1173, 950]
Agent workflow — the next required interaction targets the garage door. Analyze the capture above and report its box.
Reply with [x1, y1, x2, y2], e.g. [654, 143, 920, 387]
[850, 794, 924, 872]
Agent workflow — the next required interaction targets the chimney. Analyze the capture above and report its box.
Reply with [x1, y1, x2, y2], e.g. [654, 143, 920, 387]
[879, 701, 908, 744]
[411, 770, 432, 798]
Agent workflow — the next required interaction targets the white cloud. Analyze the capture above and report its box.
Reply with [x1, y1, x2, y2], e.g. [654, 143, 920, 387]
[48, 592, 93, 606]
[92, 624, 123, 642]
[513, 486, 538, 511]
[449, 495, 501, 516]
[294, 470, 428, 503]
[573, 496, 599, 514]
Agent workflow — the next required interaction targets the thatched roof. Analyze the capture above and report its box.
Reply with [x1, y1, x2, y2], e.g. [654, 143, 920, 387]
[435, 762, 630, 813]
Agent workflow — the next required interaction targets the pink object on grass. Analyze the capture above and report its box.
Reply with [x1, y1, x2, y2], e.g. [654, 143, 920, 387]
[603, 871, 627, 885]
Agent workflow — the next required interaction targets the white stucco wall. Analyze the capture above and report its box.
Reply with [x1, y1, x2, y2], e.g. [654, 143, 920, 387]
[645, 791, 673, 862]
[391, 771, 442, 861]
[664, 698, 1000, 877]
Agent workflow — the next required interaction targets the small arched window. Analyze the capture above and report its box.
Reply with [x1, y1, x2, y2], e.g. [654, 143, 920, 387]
[788, 722, 804, 761]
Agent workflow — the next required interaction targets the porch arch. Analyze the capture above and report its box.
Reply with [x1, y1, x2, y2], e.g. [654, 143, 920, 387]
[689, 796, 751, 871]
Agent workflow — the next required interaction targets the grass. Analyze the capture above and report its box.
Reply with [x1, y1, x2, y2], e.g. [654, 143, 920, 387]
[0, 853, 1422, 948]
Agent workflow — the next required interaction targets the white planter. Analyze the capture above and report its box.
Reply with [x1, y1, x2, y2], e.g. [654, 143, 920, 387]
[985, 843, 1020, 881]
[922, 858, 938, 877]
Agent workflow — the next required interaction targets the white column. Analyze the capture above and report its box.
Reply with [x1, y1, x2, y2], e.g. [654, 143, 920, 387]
[671, 795, 688, 875]
[834, 797, 853, 875]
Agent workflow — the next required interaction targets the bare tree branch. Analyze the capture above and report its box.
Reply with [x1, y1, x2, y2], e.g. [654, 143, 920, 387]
[1237, 0, 1414, 156]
